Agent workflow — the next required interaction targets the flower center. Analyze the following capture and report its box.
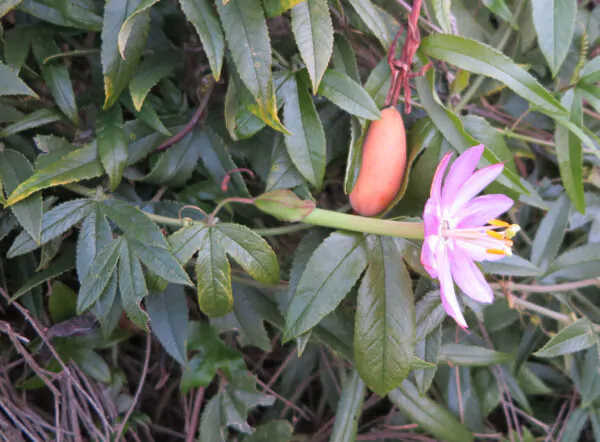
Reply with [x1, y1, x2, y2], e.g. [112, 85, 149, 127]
[440, 219, 520, 257]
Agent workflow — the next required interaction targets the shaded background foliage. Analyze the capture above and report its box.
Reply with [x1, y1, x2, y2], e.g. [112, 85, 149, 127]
[0, 0, 600, 441]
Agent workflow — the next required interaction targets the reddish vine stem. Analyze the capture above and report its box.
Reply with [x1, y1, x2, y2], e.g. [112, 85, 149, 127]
[154, 77, 216, 152]
[385, 0, 432, 113]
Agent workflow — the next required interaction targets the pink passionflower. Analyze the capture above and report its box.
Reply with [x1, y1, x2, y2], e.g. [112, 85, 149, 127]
[421, 144, 520, 329]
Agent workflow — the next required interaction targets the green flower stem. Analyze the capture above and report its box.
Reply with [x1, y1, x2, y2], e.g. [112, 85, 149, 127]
[64, 183, 424, 239]
[301, 208, 425, 239]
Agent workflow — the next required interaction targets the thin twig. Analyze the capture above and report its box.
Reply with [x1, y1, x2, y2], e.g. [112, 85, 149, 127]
[154, 78, 216, 152]
[114, 332, 152, 441]
[186, 388, 205, 442]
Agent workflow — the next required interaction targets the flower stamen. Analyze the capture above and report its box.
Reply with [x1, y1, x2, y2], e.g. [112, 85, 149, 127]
[487, 248, 511, 256]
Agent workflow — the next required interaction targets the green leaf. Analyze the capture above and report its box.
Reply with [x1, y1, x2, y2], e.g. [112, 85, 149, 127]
[216, 0, 279, 127]
[102, 0, 149, 109]
[560, 408, 589, 442]
[284, 231, 368, 342]
[241, 421, 293, 442]
[224, 74, 267, 140]
[0, 0, 22, 18]
[532, 0, 576, 78]
[18, 0, 103, 31]
[479, 254, 541, 277]
[48, 281, 77, 323]
[419, 35, 567, 115]
[117, 0, 158, 60]
[415, 290, 446, 342]
[266, 134, 305, 191]
[32, 35, 79, 124]
[199, 127, 251, 198]
[282, 75, 326, 188]
[346, 0, 390, 49]
[10, 252, 74, 302]
[118, 238, 149, 329]
[77, 237, 123, 313]
[129, 51, 181, 111]
[101, 198, 168, 249]
[5, 143, 103, 206]
[97, 106, 128, 191]
[180, 0, 224, 81]
[220, 373, 275, 434]
[168, 223, 208, 264]
[530, 193, 571, 271]
[0, 108, 62, 138]
[199, 395, 225, 442]
[580, 56, 600, 84]
[76, 205, 112, 282]
[196, 227, 233, 317]
[555, 90, 585, 213]
[414, 324, 442, 395]
[0, 149, 43, 243]
[439, 343, 513, 366]
[8, 199, 93, 257]
[481, 0, 515, 27]
[216, 223, 280, 284]
[4, 28, 34, 73]
[291, 0, 333, 93]
[354, 235, 414, 396]
[431, 0, 455, 34]
[389, 381, 474, 442]
[547, 243, 600, 280]
[121, 92, 171, 136]
[329, 369, 365, 442]
[262, 0, 305, 17]
[182, 321, 245, 392]
[414, 61, 528, 195]
[0, 62, 37, 97]
[317, 69, 381, 120]
[364, 58, 390, 109]
[533, 319, 596, 358]
[146, 284, 188, 365]
[131, 239, 193, 286]
[332, 34, 360, 83]
[212, 282, 271, 351]
[73, 349, 111, 383]
[141, 127, 203, 187]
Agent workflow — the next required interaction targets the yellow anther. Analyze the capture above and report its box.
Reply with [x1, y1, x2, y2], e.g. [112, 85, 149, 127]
[505, 224, 521, 239]
[486, 230, 505, 240]
[488, 219, 510, 228]
[486, 248, 509, 256]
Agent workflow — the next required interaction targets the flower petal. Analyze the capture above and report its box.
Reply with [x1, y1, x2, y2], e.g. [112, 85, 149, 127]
[430, 152, 454, 201]
[450, 245, 494, 303]
[450, 163, 504, 214]
[456, 194, 514, 228]
[421, 235, 439, 279]
[437, 243, 468, 329]
[423, 198, 441, 237]
[441, 145, 484, 211]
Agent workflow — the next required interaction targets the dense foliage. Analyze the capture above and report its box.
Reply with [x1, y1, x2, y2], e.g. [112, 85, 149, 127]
[1, 0, 600, 441]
